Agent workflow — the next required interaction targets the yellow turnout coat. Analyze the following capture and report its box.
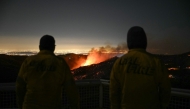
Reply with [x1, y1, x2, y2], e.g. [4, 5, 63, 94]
[16, 50, 80, 109]
[110, 49, 171, 109]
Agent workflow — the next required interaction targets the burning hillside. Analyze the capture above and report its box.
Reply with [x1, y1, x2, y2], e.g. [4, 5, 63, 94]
[81, 44, 127, 66]
[66, 44, 127, 80]
[71, 56, 118, 80]
[65, 44, 127, 69]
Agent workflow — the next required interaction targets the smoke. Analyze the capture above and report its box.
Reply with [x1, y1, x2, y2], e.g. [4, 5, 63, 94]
[83, 43, 128, 66]
[90, 43, 128, 53]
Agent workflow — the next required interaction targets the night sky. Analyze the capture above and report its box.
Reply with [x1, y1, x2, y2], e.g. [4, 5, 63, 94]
[0, 0, 190, 54]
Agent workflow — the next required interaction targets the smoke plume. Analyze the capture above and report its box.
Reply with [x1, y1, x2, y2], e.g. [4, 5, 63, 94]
[83, 43, 128, 66]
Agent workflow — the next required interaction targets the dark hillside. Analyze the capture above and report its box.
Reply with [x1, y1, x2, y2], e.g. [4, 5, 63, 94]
[0, 54, 27, 83]
[72, 56, 118, 80]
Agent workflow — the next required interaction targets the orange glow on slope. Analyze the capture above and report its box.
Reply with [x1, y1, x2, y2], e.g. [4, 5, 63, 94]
[82, 52, 120, 66]
[83, 59, 94, 66]
[70, 44, 128, 67]
[83, 52, 102, 66]
[82, 47, 126, 66]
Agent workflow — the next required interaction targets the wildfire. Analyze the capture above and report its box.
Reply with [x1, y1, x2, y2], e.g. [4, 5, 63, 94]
[82, 50, 103, 66]
[82, 44, 127, 66]
[66, 44, 127, 69]
[82, 53, 115, 66]
[83, 59, 94, 66]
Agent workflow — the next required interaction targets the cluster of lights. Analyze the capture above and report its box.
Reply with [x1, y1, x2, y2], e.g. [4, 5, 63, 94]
[0, 49, 91, 56]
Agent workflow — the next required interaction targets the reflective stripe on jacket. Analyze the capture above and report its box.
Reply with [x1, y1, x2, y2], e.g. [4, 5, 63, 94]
[110, 49, 171, 109]
[16, 50, 80, 109]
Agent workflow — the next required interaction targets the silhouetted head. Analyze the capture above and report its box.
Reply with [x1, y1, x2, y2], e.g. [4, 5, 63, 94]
[39, 35, 55, 52]
[127, 26, 147, 49]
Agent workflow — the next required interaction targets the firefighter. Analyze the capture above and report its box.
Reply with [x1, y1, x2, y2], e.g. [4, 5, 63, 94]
[110, 26, 171, 109]
[16, 35, 80, 109]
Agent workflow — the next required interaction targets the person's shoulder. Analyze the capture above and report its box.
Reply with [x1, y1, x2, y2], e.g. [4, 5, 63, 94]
[114, 54, 127, 64]
[150, 53, 161, 60]
[20, 55, 37, 66]
[55, 56, 67, 63]
[120, 52, 130, 59]
[145, 51, 159, 58]
[55, 55, 64, 60]
[146, 52, 164, 64]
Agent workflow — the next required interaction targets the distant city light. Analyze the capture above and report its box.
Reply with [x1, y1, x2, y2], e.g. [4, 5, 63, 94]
[169, 74, 175, 78]
[168, 67, 179, 70]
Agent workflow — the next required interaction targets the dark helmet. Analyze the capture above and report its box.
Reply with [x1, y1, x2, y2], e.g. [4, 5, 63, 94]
[127, 26, 147, 49]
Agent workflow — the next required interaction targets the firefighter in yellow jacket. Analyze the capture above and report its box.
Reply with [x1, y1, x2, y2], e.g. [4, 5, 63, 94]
[110, 26, 171, 109]
[16, 35, 80, 109]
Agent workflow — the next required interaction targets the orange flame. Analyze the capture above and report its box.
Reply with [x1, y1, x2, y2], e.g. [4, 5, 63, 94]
[83, 52, 101, 66]
[83, 59, 94, 66]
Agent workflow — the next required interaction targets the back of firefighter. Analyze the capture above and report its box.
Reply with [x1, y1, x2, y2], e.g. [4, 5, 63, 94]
[110, 26, 171, 109]
[16, 35, 80, 109]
